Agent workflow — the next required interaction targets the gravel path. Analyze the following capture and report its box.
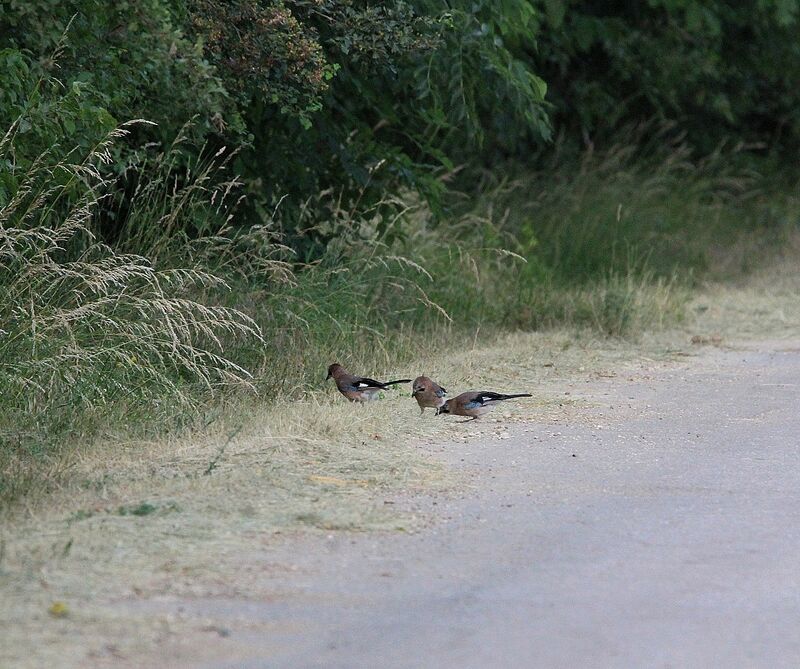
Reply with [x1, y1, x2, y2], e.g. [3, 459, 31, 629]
[123, 342, 800, 668]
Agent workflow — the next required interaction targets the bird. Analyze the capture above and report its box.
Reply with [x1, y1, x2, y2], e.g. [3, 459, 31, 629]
[411, 375, 447, 415]
[326, 363, 411, 403]
[436, 391, 532, 420]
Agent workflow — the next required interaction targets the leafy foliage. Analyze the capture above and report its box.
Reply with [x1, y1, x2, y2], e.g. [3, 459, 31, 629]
[413, 0, 551, 154]
[189, 0, 335, 129]
[0, 0, 239, 146]
[532, 0, 800, 151]
[0, 45, 115, 197]
[4, 0, 800, 229]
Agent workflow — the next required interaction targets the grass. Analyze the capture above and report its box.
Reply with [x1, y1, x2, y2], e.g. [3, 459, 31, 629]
[0, 322, 654, 667]
[0, 124, 261, 503]
[1, 111, 798, 509]
[468, 137, 800, 283]
[688, 234, 800, 341]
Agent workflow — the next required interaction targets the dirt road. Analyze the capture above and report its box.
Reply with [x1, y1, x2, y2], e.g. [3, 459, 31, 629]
[114, 341, 800, 668]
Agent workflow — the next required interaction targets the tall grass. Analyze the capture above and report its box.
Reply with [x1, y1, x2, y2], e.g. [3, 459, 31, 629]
[3, 114, 797, 505]
[0, 123, 261, 501]
[469, 134, 800, 283]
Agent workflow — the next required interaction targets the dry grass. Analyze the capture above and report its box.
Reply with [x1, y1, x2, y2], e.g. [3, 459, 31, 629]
[12, 132, 788, 506]
[0, 122, 265, 503]
[688, 237, 800, 341]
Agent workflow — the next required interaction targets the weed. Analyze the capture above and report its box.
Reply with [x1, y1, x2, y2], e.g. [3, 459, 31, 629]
[117, 501, 179, 517]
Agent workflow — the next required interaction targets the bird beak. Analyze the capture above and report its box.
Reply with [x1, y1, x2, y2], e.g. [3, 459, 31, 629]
[325, 372, 332, 380]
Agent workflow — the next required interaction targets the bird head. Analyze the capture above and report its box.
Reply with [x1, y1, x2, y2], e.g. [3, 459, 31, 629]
[412, 375, 430, 397]
[326, 363, 342, 381]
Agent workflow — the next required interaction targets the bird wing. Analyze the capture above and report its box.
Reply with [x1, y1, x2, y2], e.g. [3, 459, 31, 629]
[456, 391, 485, 410]
[355, 376, 388, 389]
[473, 391, 506, 405]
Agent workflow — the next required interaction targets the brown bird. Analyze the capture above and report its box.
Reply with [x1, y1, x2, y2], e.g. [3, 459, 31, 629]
[436, 390, 532, 420]
[326, 363, 411, 403]
[411, 375, 447, 415]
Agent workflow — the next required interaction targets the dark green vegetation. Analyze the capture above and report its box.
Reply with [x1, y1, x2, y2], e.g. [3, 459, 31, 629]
[2, 1, 799, 503]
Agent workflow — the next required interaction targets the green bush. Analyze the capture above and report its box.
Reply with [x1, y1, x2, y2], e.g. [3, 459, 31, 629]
[0, 1, 239, 148]
[5, 0, 800, 232]
[532, 0, 800, 152]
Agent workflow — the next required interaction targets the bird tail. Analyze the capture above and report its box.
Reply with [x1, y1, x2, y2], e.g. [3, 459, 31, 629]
[383, 378, 412, 387]
[498, 393, 532, 400]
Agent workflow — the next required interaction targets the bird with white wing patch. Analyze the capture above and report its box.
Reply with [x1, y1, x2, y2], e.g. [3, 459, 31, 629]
[326, 363, 411, 403]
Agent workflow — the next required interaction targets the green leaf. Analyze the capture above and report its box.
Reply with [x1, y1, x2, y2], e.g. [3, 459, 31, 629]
[543, 0, 566, 28]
